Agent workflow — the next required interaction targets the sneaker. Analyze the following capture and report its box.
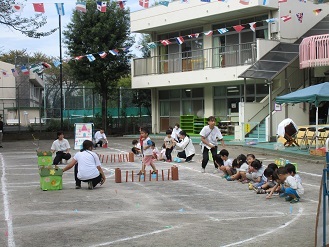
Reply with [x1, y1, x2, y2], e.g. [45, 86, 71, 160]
[75, 185, 81, 189]
[221, 174, 228, 179]
[88, 181, 93, 190]
[152, 171, 157, 174]
[173, 157, 178, 162]
[176, 159, 181, 163]
[167, 159, 172, 162]
[290, 198, 300, 204]
[248, 183, 254, 190]
[285, 196, 293, 201]
[241, 179, 250, 184]
[257, 188, 266, 194]
[213, 169, 219, 174]
[226, 176, 233, 181]
[201, 168, 205, 173]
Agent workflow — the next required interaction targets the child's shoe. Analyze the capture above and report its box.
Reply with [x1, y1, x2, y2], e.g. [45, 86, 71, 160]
[226, 176, 233, 181]
[290, 198, 300, 203]
[248, 183, 254, 190]
[285, 196, 293, 201]
[176, 159, 181, 163]
[256, 188, 266, 194]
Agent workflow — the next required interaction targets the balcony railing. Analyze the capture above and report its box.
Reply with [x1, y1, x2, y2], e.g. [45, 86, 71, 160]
[133, 42, 256, 77]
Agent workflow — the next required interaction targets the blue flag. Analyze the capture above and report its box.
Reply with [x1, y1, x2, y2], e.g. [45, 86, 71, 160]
[55, 3, 65, 15]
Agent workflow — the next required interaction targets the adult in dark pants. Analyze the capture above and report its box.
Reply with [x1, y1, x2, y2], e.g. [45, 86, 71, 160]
[200, 116, 225, 173]
[63, 140, 106, 190]
[51, 131, 71, 168]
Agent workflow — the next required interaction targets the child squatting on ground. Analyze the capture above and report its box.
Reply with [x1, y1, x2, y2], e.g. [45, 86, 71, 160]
[266, 166, 304, 203]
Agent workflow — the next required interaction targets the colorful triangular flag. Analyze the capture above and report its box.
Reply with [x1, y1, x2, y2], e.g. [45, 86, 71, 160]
[98, 51, 107, 58]
[109, 49, 119, 55]
[33, 3, 45, 13]
[278, 0, 287, 2]
[42, 62, 52, 69]
[55, 3, 65, 16]
[96, 1, 107, 12]
[313, 9, 322, 15]
[53, 60, 61, 67]
[249, 22, 256, 32]
[11, 3, 24, 12]
[201, 0, 211, 2]
[296, 13, 303, 23]
[239, 0, 250, 5]
[233, 25, 245, 32]
[281, 15, 291, 22]
[217, 28, 228, 34]
[117, 0, 126, 9]
[188, 33, 200, 38]
[139, 0, 149, 8]
[1, 71, 9, 77]
[181, 0, 189, 3]
[21, 66, 29, 75]
[11, 69, 19, 77]
[176, 36, 184, 45]
[86, 54, 96, 62]
[160, 40, 171, 46]
[159, 1, 170, 6]
[203, 31, 213, 36]
[75, 56, 84, 60]
[265, 18, 277, 23]
[147, 42, 157, 49]
[76, 1, 87, 13]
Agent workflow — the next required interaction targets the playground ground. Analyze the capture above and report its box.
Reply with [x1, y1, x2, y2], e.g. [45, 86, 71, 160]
[0, 137, 326, 247]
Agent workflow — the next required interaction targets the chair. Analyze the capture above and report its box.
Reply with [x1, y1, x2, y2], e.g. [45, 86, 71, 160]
[307, 127, 317, 148]
[283, 122, 299, 147]
[318, 127, 329, 147]
[296, 128, 308, 150]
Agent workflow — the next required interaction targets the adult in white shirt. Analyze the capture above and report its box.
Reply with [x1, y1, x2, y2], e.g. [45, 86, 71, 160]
[94, 129, 108, 148]
[174, 130, 195, 162]
[200, 116, 225, 173]
[171, 123, 182, 142]
[63, 140, 106, 190]
[50, 131, 71, 167]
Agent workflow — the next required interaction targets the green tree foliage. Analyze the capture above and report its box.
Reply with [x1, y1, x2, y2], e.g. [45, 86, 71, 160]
[0, 0, 57, 38]
[63, 1, 133, 130]
[138, 34, 151, 58]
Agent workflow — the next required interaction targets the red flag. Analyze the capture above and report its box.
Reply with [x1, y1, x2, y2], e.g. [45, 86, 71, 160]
[33, 3, 45, 13]
[313, 9, 322, 15]
[160, 40, 171, 46]
[281, 15, 292, 22]
[233, 25, 245, 33]
[139, 0, 149, 8]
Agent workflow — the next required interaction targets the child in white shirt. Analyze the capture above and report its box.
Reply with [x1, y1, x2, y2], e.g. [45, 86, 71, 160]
[218, 149, 233, 178]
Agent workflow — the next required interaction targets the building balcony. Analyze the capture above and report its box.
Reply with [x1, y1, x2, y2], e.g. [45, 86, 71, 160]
[299, 34, 329, 69]
[131, 0, 278, 33]
[29, 73, 44, 88]
[133, 42, 256, 77]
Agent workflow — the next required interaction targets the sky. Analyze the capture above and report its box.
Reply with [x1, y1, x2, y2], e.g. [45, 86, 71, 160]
[1, 0, 144, 59]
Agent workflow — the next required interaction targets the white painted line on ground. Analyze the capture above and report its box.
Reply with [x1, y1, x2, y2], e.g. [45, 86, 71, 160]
[221, 207, 303, 247]
[303, 182, 320, 187]
[298, 171, 322, 177]
[90, 225, 184, 247]
[1, 154, 16, 247]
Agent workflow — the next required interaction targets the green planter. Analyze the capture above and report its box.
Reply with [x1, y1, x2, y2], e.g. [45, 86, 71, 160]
[39, 167, 63, 191]
[37, 151, 53, 166]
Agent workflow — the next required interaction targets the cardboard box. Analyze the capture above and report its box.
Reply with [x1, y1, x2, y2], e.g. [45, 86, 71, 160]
[37, 151, 53, 166]
[39, 167, 63, 191]
[310, 148, 326, 157]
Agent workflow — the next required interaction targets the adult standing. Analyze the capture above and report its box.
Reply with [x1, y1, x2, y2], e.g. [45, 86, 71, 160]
[51, 131, 71, 167]
[200, 116, 225, 173]
[0, 116, 3, 148]
[174, 130, 195, 162]
[62, 140, 106, 189]
[94, 128, 108, 148]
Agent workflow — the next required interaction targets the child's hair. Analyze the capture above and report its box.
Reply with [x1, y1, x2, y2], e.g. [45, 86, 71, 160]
[168, 126, 173, 131]
[175, 123, 180, 128]
[162, 143, 165, 148]
[250, 159, 262, 170]
[132, 139, 138, 145]
[57, 131, 64, 138]
[140, 127, 149, 135]
[207, 116, 216, 122]
[246, 153, 255, 159]
[263, 168, 274, 178]
[277, 167, 288, 175]
[236, 154, 247, 166]
[285, 163, 296, 175]
[179, 130, 187, 137]
[151, 141, 155, 147]
[231, 158, 239, 169]
[166, 129, 172, 135]
[272, 169, 279, 181]
[219, 149, 229, 157]
[267, 163, 278, 171]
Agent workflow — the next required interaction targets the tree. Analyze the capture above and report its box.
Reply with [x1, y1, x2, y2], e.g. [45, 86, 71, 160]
[0, 0, 57, 38]
[63, 1, 133, 131]
[138, 34, 151, 58]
